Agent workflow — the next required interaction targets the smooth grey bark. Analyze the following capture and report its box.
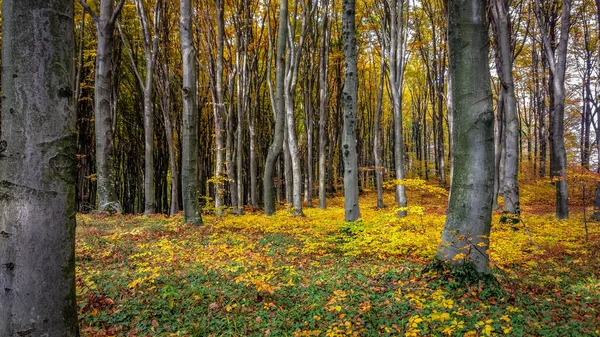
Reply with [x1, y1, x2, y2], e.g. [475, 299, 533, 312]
[342, 0, 361, 222]
[157, 63, 179, 215]
[534, 0, 570, 219]
[225, 74, 239, 213]
[593, 0, 600, 220]
[0, 0, 78, 334]
[492, 88, 504, 211]
[374, 46, 386, 209]
[284, 0, 311, 216]
[78, 0, 125, 213]
[180, 0, 202, 225]
[214, 0, 226, 215]
[437, 0, 495, 274]
[491, 0, 520, 214]
[263, 0, 288, 215]
[388, 0, 408, 218]
[121, 0, 161, 214]
[249, 72, 259, 210]
[318, 0, 330, 209]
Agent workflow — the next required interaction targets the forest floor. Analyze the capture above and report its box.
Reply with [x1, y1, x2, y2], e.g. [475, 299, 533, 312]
[77, 182, 600, 336]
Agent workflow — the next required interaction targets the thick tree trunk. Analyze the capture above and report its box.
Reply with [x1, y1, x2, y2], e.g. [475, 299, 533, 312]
[318, 0, 330, 209]
[180, 0, 202, 225]
[342, 0, 361, 222]
[263, 0, 288, 215]
[438, 0, 495, 274]
[0, 0, 79, 334]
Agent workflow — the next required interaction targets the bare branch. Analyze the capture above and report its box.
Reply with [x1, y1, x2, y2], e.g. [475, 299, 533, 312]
[77, 0, 98, 22]
[110, 0, 127, 25]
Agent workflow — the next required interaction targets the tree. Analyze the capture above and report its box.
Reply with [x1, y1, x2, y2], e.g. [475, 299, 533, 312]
[214, 0, 226, 215]
[534, 0, 571, 219]
[0, 0, 78, 334]
[342, 0, 361, 222]
[78, 0, 126, 213]
[437, 0, 495, 273]
[318, 0, 331, 209]
[285, 0, 311, 216]
[491, 0, 520, 214]
[120, 0, 162, 214]
[387, 0, 409, 218]
[180, 0, 202, 225]
[264, 0, 289, 215]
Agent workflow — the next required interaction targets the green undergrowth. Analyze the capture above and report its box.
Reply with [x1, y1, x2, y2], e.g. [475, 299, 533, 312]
[77, 192, 600, 336]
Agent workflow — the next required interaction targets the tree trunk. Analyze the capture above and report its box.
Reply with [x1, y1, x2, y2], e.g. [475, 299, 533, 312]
[180, 0, 202, 225]
[491, 0, 520, 214]
[81, 0, 126, 213]
[374, 47, 386, 209]
[0, 0, 79, 334]
[342, 0, 361, 222]
[263, 0, 288, 215]
[389, 0, 408, 218]
[318, 0, 330, 209]
[534, 0, 570, 219]
[438, 0, 495, 274]
[593, 0, 600, 220]
[214, 0, 226, 215]
[127, 0, 160, 215]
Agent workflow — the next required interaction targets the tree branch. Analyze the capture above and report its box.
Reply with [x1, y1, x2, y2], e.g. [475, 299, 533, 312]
[110, 0, 127, 25]
[77, 0, 98, 22]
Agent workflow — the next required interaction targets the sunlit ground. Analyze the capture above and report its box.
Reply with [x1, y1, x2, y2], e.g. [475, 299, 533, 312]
[77, 182, 600, 336]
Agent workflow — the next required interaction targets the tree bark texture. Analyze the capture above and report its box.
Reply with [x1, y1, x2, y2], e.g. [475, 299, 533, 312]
[534, 0, 570, 219]
[491, 0, 520, 215]
[0, 0, 79, 334]
[180, 0, 202, 225]
[342, 0, 361, 222]
[318, 0, 330, 209]
[437, 0, 495, 274]
[79, 0, 126, 213]
[263, 0, 288, 215]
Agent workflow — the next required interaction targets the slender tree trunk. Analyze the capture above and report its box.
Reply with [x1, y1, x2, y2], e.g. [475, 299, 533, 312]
[389, 0, 408, 218]
[374, 47, 386, 209]
[214, 0, 226, 214]
[79, 0, 126, 213]
[0, 0, 79, 334]
[318, 0, 330, 209]
[438, 0, 494, 274]
[263, 0, 288, 215]
[249, 82, 259, 210]
[534, 0, 570, 219]
[493, 88, 504, 210]
[285, 85, 304, 216]
[306, 75, 314, 207]
[180, 0, 202, 225]
[127, 0, 161, 215]
[491, 0, 520, 214]
[593, 0, 600, 220]
[158, 63, 179, 215]
[342, 0, 361, 221]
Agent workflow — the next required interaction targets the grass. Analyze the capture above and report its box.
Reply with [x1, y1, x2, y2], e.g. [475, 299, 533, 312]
[77, 186, 600, 336]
